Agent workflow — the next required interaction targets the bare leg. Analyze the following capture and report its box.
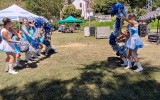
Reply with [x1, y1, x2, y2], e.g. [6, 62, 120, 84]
[15, 53, 22, 67]
[5, 55, 9, 72]
[6, 52, 18, 74]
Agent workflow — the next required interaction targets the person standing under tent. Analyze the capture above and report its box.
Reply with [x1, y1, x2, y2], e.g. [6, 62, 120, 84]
[122, 13, 144, 72]
[0, 18, 19, 74]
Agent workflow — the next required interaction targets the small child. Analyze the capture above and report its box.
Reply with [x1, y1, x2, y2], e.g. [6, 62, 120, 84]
[12, 30, 23, 67]
[116, 30, 130, 66]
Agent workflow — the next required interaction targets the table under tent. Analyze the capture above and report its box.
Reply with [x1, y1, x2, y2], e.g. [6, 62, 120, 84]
[139, 10, 160, 45]
[58, 16, 84, 33]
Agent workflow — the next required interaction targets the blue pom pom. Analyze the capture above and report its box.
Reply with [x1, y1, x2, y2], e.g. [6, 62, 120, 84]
[34, 17, 45, 28]
[109, 33, 117, 45]
[43, 39, 51, 46]
[110, 2, 125, 16]
[44, 22, 52, 33]
[18, 39, 29, 52]
[31, 40, 39, 50]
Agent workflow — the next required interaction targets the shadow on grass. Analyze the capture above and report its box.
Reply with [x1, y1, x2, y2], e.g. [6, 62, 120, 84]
[1, 57, 160, 100]
[15, 52, 57, 70]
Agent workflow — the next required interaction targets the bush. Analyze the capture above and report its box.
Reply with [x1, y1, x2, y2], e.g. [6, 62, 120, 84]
[82, 17, 115, 29]
[150, 19, 158, 29]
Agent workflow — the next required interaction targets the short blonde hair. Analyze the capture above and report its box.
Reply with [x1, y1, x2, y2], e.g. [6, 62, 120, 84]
[22, 18, 28, 23]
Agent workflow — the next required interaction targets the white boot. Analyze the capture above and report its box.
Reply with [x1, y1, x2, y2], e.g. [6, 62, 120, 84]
[125, 59, 132, 69]
[5, 62, 9, 72]
[8, 63, 18, 74]
[16, 58, 22, 67]
[121, 58, 128, 66]
[134, 62, 143, 72]
[37, 49, 41, 56]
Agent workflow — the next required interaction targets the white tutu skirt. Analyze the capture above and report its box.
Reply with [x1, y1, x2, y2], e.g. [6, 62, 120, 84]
[126, 34, 144, 50]
[0, 40, 16, 53]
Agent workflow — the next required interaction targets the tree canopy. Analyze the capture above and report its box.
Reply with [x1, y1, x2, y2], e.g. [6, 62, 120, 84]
[92, 0, 148, 14]
[61, 4, 81, 19]
[26, 0, 64, 19]
[0, 0, 159, 20]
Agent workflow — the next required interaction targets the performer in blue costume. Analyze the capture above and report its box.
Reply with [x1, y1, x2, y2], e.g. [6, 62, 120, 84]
[109, 2, 128, 52]
[0, 18, 19, 74]
[12, 29, 23, 67]
[29, 23, 36, 39]
[122, 13, 144, 72]
[116, 30, 137, 67]
[21, 18, 38, 61]
[34, 17, 46, 56]
[21, 18, 33, 43]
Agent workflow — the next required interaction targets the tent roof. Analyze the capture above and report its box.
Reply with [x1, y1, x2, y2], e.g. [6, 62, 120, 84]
[139, 10, 160, 21]
[59, 16, 84, 23]
[0, 4, 39, 21]
[156, 7, 160, 11]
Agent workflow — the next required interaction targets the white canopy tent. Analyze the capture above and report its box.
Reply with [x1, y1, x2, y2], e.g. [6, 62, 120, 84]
[0, 4, 39, 22]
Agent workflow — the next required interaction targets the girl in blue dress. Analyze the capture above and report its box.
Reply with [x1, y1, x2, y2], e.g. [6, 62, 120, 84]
[12, 29, 23, 67]
[0, 18, 19, 74]
[122, 13, 144, 72]
[21, 18, 34, 61]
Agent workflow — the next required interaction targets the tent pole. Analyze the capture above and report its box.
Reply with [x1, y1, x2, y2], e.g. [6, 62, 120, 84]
[157, 18, 159, 34]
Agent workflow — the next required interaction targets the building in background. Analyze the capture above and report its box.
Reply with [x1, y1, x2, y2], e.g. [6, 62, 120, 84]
[71, 0, 94, 19]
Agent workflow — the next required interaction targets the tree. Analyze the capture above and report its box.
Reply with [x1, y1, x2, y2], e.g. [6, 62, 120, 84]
[153, 0, 160, 10]
[0, 0, 25, 10]
[61, 4, 81, 18]
[92, 0, 146, 14]
[26, 0, 64, 19]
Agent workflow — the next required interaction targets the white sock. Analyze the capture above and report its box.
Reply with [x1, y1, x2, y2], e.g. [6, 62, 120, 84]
[127, 59, 132, 68]
[136, 62, 143, 69]
[130, 56, 134, 63]
[8, 63, 18, 74]
[122, 58, 127, 64]
[16, 58, 22, 67]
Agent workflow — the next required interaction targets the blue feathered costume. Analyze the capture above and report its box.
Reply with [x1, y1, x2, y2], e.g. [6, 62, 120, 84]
[34, 18, 54, 54]
[109, 2, 128, 52]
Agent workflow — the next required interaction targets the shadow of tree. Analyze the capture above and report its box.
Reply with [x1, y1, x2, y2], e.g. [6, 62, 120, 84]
[1, 57, 160, 100]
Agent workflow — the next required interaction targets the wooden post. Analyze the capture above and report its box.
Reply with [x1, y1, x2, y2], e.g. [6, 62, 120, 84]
[156, 17, 160, 45]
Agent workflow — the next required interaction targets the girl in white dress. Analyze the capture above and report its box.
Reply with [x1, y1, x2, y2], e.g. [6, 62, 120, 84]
[0, 18, 19, 74]
[122, 13, 144, 72]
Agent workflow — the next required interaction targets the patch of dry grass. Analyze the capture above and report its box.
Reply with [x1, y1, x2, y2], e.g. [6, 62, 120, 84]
[0, 31, 160, 99]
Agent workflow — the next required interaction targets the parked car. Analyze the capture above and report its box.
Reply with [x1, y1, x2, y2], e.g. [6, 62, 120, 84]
[58, 25, 65, 32]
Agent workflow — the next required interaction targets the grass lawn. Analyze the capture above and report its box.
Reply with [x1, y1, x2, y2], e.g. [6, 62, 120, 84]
[0, 31, 160, 100]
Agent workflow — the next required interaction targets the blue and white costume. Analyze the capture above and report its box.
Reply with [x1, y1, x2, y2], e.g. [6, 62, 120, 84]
[126, 22, 144, 50]
[21, 25, 33, 43]
[0, 28, 16, 53]
[12, 36, 21, 53]
[29, 27, 36, 39]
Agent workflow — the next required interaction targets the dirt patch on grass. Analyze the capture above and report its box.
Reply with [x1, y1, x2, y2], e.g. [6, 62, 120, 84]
[58, 43, 89, 48]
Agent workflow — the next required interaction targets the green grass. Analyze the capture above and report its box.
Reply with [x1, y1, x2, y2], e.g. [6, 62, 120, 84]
[0, 31, 160, 99]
